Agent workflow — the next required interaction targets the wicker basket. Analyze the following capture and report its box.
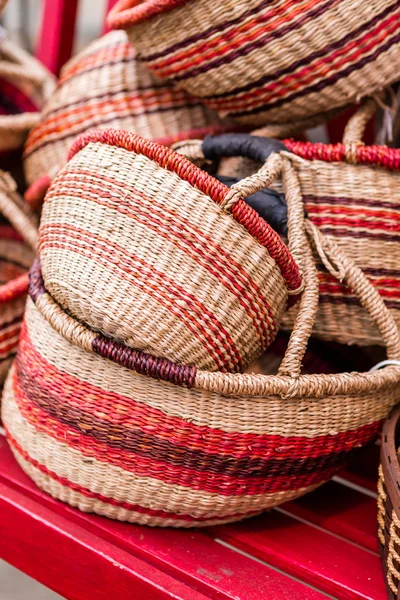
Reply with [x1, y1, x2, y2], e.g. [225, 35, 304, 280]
[219, 98, 400, 346]
[38, 130, 301, 372]
[108, 0, 400, 126]
[23, 30, 236, 209]
[0, 172, 37, 388]
[378, 405, 400, 600]
[0, 35, 55, 155]
[2, 150, 399, 527]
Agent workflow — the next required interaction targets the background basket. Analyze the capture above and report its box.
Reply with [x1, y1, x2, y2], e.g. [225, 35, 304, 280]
[219, 98, 400, 346]
[108, 0, 400, 126]
[38, 131, 301, 372]
[2, 153, 399, 527]
[0, 172, 37, 388]
[23, 29, 234, 208]
[378, 404, 400, 600]
[0, 34, 54, 155]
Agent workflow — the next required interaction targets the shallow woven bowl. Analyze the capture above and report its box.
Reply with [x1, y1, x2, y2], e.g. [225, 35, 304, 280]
[38, 129, 301, 372]
[23, 29, 231, 198]
[108, 0, 400, 126]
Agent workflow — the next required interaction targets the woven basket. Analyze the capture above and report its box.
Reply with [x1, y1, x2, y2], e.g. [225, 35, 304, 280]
[0, 172, 38, 388]
[23, 30, 236, 208]
[2, 150, 399, 527]
[0, 35, 55, 155]
[378, 404, 400, 600]
[108, 0, 400, 126]
[219, 98, 400, 346]
[38, 130, 302, 372]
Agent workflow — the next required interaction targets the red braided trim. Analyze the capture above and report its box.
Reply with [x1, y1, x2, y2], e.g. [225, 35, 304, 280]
[107, 0, 191, 29]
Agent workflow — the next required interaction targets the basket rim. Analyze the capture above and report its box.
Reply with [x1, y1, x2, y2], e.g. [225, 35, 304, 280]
[381, 405, 400, 520]
[30, 259, 400, 399]
[284, 139, 400, 170]
[67, 128, 302, 295]
[107, 0, 191, 29]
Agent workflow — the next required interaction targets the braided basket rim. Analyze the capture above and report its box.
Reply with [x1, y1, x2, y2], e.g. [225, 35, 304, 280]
[108, 0, 191, 28]
[30, 259, 400, 397]
[67, 128, 302, 294]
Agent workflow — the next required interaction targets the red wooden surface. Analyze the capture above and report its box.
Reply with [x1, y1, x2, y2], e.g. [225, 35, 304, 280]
[36, 0, 79, 75]
[0, 436, 327, 600]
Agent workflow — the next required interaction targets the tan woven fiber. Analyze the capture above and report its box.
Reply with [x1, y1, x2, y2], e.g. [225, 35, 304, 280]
[2, 154, 399, 525]
[0, 172, 37, 390]
[108, 0, 400, 126]
[38, 133, 302, 372]
[23, 30, 233, 193]
[0, 36, 55, 153]
[220, 97, 400, 345]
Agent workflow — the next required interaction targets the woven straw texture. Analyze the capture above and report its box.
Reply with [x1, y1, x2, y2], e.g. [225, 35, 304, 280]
[0, 36, 55, 154]
[219, 101, 400, 346]
[23, 30, 231, 193]
[38, 130, 301, 372]
[2, 150, 399, 527]
[0, 173, 37, 388]
[378, 406, 400, 600]
[108, 0, 400, 126]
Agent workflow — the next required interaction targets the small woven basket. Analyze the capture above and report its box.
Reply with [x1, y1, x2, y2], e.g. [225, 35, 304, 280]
[108, 0, 400, 126]
[378, 404, 400, 600]
[2, 150, 399, 527]
[38, 130, 302, 372]
[23, 30, 234, 208]
[0, 172, 37, 388]
[0, 34, 55, 155]
[220, 98, 400, 346]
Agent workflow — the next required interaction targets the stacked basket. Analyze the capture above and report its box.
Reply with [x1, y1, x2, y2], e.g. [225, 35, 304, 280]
[0, 0, 399, 536]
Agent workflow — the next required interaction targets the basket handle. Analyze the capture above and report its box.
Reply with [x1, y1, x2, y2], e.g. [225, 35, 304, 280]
[278, 215, 400, 377]
[0, 172, 38, 251]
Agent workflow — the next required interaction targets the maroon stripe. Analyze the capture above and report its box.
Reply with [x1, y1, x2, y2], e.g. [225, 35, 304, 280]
[317, 262, 400, 279]
[314, 226, 400, 242]
[233, 27, 400, 117]
[319, 294, 400, 310]
[0, 315, 23, 333]
[304, 194, 400, 211]
[174, 0, 396, 92]
[141, 0, 273, 61]
[15, 355, 360, 480]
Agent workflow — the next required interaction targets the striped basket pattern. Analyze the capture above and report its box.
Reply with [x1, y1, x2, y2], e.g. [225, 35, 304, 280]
[108, 0, 400, 126]
[23, 29, 233, 205]
[218, 100, 400, 345]
[38, 130, 301, 372]
[0, 36, 55, 155]
[2, 190, 399, 525]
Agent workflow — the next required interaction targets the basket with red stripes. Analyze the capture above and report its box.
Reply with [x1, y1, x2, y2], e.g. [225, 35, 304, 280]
[2, 133, 399, 527]
[108, 0, 400, 127]
[23, 29, 235, 210]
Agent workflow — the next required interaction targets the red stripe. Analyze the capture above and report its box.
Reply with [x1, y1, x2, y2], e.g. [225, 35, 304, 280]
[40, 224, 244, 372]
[310, 216, 400, 232]
[49, 167, 277, 347]
[307, 204, 400, 222]
[5, 430, 261, 523]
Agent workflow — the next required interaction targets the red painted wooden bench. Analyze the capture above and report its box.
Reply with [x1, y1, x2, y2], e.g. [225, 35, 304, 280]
[0, 1, 385, 598]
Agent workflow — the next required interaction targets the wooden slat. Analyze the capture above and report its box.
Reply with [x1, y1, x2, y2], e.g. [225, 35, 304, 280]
[209, 509, 386, 600]
[282, 480, 378, 553]
[0, 438, 327, 600]
[36, 0, 79, 75]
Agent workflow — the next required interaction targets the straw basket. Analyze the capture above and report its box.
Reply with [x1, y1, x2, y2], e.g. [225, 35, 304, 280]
[219, 98, 400, 346]
[38, 130, 301, 372]
[2, 151, 399, 527]
[23, 30, 234, 208]
[108, 0, 400, 126]
[378, 404, 400, 600]
[0, 35, 54, 155]
[0, 172, 38, 388]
